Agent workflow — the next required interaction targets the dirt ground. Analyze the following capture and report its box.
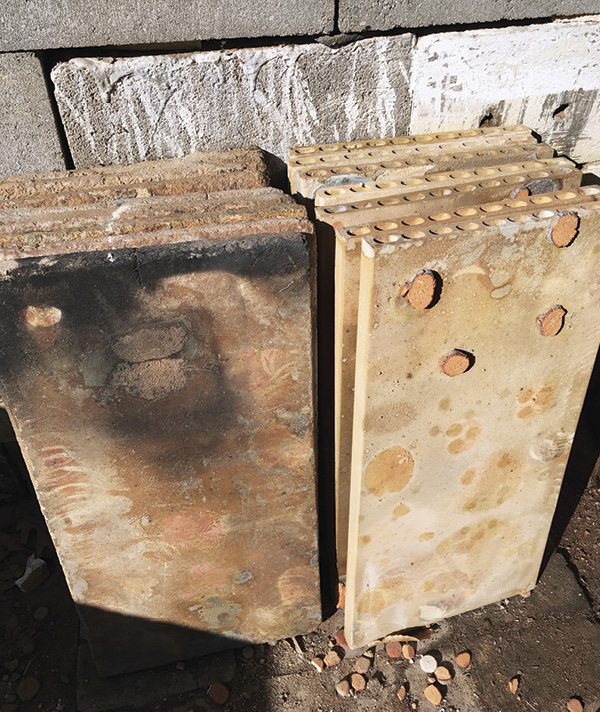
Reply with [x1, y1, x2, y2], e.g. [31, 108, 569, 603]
[0, 417, 598, 712]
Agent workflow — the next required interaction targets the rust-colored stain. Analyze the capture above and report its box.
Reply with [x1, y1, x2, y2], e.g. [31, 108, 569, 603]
[0, 160, 320, 676]
[365, 446, 414, 497]
[537, 305, 567, 336]
[548, 211, 580, 247]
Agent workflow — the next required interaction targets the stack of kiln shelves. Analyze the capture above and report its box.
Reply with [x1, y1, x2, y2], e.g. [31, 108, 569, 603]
[289, 125, 600, 648]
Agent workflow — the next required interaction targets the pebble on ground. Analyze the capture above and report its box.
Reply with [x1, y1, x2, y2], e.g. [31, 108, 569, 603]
[311, 656, 325, 672]
[208, 682, 229, 705]
[16, 677, 39, 702]
[567, 698, 584, 712]
[397, 683, 407, 701]
[420, 654, 438, 673]
[508, 677, 519, 695]
[424, 684, 443, 706]
[335, 679, 351, 697]
[350, 673, 366, 692]
[455, 651, 471, 668]
[435, 665, 452, 683]
[402, 643, 416, 659]
[324, 649, 342, 667]
[354, 656, 372, 674]
[386, 641, 404, 659]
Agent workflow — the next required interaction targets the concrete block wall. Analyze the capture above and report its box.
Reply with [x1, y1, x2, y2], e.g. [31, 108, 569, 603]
[1, 4, 600, 177]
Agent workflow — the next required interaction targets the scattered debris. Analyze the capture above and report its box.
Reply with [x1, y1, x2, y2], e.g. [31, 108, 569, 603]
[567, 698, 584, 712]
[420, 654, 438, 673]
[424, 683, 443, 706]
[350, 672, 366, 692]
[207, 682, 229, 705]
[354, 655, 372, 674]
[175, 661, 185, 670]
[14, 555, 48, 593]
[386, 641, 404, 658]
[335, 679, 351, 697]
[397, 683, 408, 701]
[455, 651, 471, 668]
[509, 676, 520, 695]
[324, 649, 343, 667]
[310, 656, 325, 673]
[334, 629, 349, 649]
[17, 677, 40, 701]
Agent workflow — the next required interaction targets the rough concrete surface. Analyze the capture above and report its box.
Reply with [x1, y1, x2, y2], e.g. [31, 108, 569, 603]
[0, 52, 66, 178]
[0, 0, 334, 52]
[51, 35, 414, 168]
[410, 18, 600, 164]
[339, 1, 600, 32]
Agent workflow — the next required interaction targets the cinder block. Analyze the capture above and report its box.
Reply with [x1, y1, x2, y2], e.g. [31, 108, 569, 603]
[339, 1, 600, 33]
[0, 177, 319, 675]
[0, 52, 65, 177]
[343, 187, 600, 647]
[410, 18, 600, 164]
[0, 0, 334, 52]
[50, 35, 414, 168]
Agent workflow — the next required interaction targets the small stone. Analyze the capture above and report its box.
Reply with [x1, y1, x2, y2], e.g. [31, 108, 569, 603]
[427, 675, 436, 683]
[3, 660, 18, 672]
[33, 607, 49, 621]
[455, 651, 471, 668]
[335, 679, 351, 697]
[334, 629, 349, 649]
[508, 677, 519, 695]
[435, 665, 452, 683]
[208, 682, 229, 705]
[567, 698, 583, 712]
[420, 654, 438, 673]
[354, 656, 372, 674]
[310, 656, 325, 672]
[17, 677, 40, 701]
[402, 643, 416, 660]
[411, 703, 417, 710]
[386, 641, 404, 658]
[175, 661, 185, 670]
[397, 683, 408, 701]
[14, 556, 49, 593]
[241, 646, 255, 660]
[424, 684, 443, 706]
[324, 649, 342, 667]
[350, 673, 366, 692]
